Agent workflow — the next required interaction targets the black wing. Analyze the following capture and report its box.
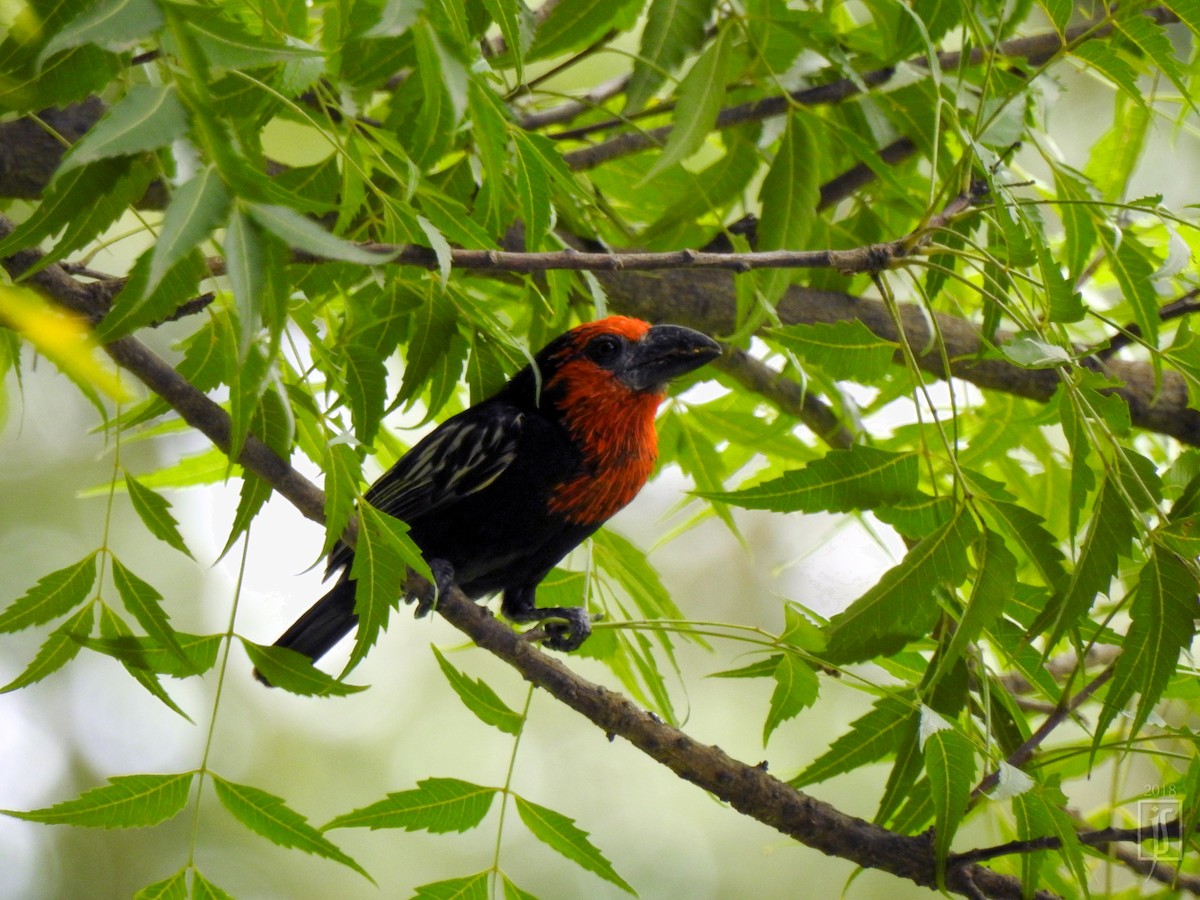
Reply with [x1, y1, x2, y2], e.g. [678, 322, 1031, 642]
[326, 403, 524, 575]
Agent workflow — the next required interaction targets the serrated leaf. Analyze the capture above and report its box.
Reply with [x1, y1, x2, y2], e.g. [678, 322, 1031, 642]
[766, 320, 899, 382]
[133, 869, 188, 900]
[791, 695, 912, 787]
[190, 869, 235, 900]
[757, 111, 818, 300]
[501, 874, 541, 900]
[1000, 333, 1073, 368]
[210, 775, 371, 880]
[824, 507, 979, 664]
[1, 772, 193, 828]
[930, 531, 1014, 687]
[344, 343, 387, 446]
[110, 558, 196, 676]
[413, 872, 490, 900]
[1071, 41, 1143, 106]
[643, 25, 733, 181]
[174, 6, 321, 71]
[528, 0, 644, 62]
[324, 777, 496, 833]
[241, 640, 368, 696]
[1, 605, 94, 693]
[482, 0, 533, 79]
[512, 131, 553, 250]
[705, 446, 919, 514]
[709, 655, 781, 679]
[431, 646, 524, 735]
[1096, 548, 1198, 742]
[923, 727, 975, 882]
[1013, 781, 1088, 893]
[58, 84, 188, 173]
[347, 502, 432, 674]
[96, 248, 207, 342]
[0, 553, 97, 632]
[514, 796, 635, 894]
[364, 0, 423, 37]
[762, 653, 819, 745]
[625, 0, 716, 112]
[124, 472, 192, 558]
[81, 632, 220, 678]
[146, 166, 229, 296]
[38, 0, 165, 65]
[246, 202, 392, 265]
[322, 442, 362, 559]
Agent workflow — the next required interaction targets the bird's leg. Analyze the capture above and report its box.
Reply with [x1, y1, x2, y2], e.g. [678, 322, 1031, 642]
[501, 584, 596, 652]
[411, 559, 456, 618]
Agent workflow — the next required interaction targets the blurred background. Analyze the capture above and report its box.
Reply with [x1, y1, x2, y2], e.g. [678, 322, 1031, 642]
[3, 27, 1197, 900]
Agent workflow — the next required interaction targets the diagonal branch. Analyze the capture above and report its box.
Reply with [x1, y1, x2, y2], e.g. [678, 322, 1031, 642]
[3, 227, 1051, 900]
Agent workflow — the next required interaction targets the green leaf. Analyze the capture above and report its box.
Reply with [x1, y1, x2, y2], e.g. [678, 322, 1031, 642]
[791, 695, 912, 787]
[343, 343, 388, 446]
[124, 472, 192, 558]
[1030, 467, 1144, 647]
[414, 872, 490, 899]
[38, 0, 165, 65]
[757, 111, 819, 300]
[922, 724, 975, 882]
[173, 5, 321, 71]
[592, 529, 690, 623]
[322, 442, 362, 559]
[134, 869, 188, 900]
[364, 0, 423, 37]
[81, 632, 221, 678]
[643, 25, 733, 180]
[96, 248, 207, 342]
[512, 131, 553, 250]
[190, 869, 235, 900]
[0, 553, 97, 632]
[58, 84, 188, 173]
[1000, 333, 1073, 369]
[110, 558, 196, 676]
[1096, 549, 1198, 741]
[324, 777, 497, 833]
[431, 646, 525, 735]
[824, 507, 979, 664]
[1, 605, 94, 693]
[626, 0, 717, 112]
[930, 531, 1014, 686]
[704, 446, 919, 513]
[146, 166, 229, 297]
[1013, 781, 1088, 893]
[528, 0, 645, 62]
[1070, 41, 1143, 106]
[481, 0, 533, 79]
[0, 157, 152, 271]
[210, 775, 371, 880]
[766, 320, 899, 382]
[242, 641, 368, 695]
[762, 654, 820, 745]
[246, 202, 392, 265]
[501, 874, 541, 900]
[514, 796, 635, 894]
[1, 772, 193, 828]
[347, 502, 433, 673]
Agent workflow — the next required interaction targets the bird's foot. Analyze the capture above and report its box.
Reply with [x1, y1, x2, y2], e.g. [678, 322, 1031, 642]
[522, 607, 603, 652]
[411, 559, 455, 618]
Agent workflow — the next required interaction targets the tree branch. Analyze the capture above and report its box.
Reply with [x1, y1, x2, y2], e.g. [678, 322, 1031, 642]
[3, 233, 1052, 900]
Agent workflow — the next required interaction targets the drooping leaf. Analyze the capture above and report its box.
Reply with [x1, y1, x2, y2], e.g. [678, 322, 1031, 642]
[643, 25, 734, 181]
[431, 645, 525, 735]
[1, 604, 94, 692]
[38, 0, 165, 65]
[823, 507, 979, 664]
[145, 165, 230, 297]
[922, 725, 975, 883]
[241, 641, 368, 696]
[762, 653, 820, 745]
[109, 558, 196, 675]
[210, 775, 371, 880]
[757, 111, 819, 300]
[347, 502, 432, 673]
[625, 0, 716, 112]
[124, 472, 192, 558]
[1095, 548, 1198, 742]
[514, 796, 635, 894]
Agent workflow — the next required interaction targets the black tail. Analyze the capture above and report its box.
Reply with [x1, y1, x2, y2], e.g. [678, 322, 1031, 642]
[254, 574, 358, 685]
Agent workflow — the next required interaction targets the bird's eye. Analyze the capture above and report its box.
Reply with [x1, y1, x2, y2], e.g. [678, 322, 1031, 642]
[585, 334, 624, 366]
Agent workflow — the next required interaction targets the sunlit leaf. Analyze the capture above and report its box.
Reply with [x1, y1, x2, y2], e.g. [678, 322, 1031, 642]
[324, 777, 497, 833]
[1, 772, 193, 828]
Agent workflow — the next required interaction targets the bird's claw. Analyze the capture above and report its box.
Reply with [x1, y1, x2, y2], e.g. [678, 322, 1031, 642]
[529, 608, 602, 652]
[411, 559, 455, 618]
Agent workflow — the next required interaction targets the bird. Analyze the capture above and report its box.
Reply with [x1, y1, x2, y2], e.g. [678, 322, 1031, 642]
[258, 315, 721, 680]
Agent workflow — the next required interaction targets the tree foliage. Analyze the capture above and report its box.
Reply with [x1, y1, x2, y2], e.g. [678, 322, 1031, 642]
[2, 0, 1200, 896]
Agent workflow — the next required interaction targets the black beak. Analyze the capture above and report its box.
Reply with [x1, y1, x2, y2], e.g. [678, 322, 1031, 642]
[618, 324, 722, 393]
